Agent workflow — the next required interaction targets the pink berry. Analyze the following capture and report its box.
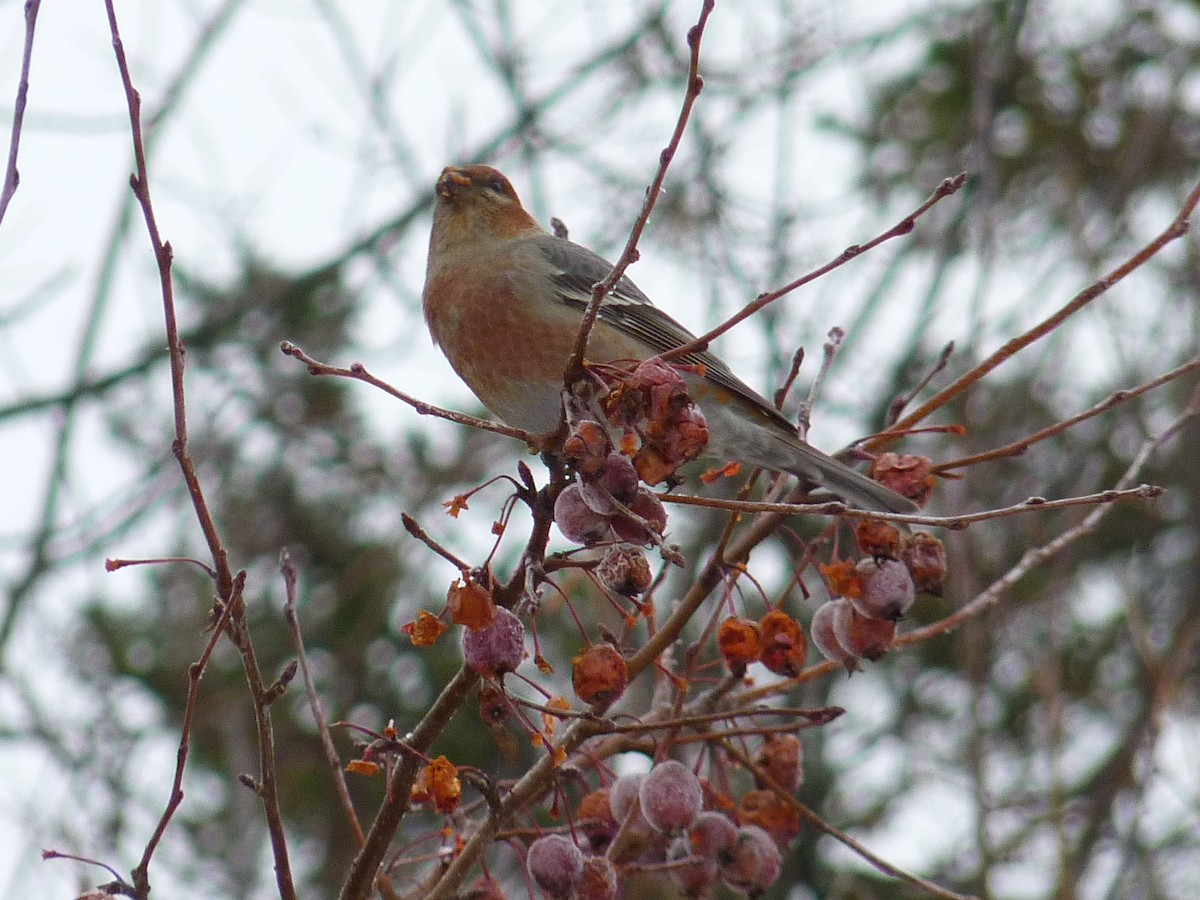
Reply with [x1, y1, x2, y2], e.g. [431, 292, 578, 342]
[611, 488, 668, 546]
[526, 833, 584, 899]
[639, 759, 703, 834]
[461, 607, 524, 676]
[688, 811, 738, 858]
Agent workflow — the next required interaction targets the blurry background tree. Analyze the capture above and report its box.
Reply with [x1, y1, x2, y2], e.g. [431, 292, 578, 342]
[1, 1, 1197, 898]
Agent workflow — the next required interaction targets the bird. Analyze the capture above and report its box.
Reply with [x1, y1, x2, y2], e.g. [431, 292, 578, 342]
[421, 164, 917, 515]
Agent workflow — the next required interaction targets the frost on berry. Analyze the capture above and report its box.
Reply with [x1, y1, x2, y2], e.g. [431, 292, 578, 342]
[554, 483, 613, 545]
[810, 600, 858, 670]
[596, 544, 652, 597]
[576, 788, 618, 852]
[688, 810, 738, 859]
[526, 833, 585, 899]
[639, 759, 703, 834]
[461, 606, 525, 676]
[754, 734, 803, 793]
[757, 610, 808, 677]
[572, 643, 629, 707]
[611, 488, 668, 546]
[902, 530, 947, 594]
[833, 601, 896, 662]
[590, 452, 640, 507]
[609, 772, 645, 823]
[718, 617, 761, 675]
[720, 824, 783, 894]
[851, 558, 915, 621]
[668, 835, 719, 895]
[577, 855, 620, 900]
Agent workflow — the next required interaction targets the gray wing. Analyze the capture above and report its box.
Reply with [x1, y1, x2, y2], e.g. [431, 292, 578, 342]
[536, 238, 797, 433]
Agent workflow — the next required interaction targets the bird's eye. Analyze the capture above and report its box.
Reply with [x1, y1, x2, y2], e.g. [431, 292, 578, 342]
[487, 179, 508, 196]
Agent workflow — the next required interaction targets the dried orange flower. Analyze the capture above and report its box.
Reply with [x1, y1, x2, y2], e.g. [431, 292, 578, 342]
[717, 617, 762, 675]
[757, 610, 807, 677]
[447, 577, 497, 630]
[572, 643, 629, 706]
[737, 789, 801, 844]
[401, 610, 448, 646]
[411, 755, 461, 814]
[854, 518, 902, 560]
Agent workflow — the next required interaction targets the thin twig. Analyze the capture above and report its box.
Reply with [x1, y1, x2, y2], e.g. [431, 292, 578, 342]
[660, 174, 967, 363]
[868, 177, 1200, 447]
[561, 0, 716, 384]
[722, 741, 979, 900]
[103, 0, 233, 599]
[0, 0, 40, 227]
[660, 483, 1163, 528]
[934, 355, 1200, 472]
[131, 574, 241, 896]
[280, 341, 536, 444]
[280, 550, 366, 847]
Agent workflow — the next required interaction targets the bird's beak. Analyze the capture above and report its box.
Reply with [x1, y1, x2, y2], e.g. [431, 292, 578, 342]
[437, 166, 472, 198]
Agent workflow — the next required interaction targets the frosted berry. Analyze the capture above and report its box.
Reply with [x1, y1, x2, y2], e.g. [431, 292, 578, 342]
[720, 824, 783, 894]
[851, 558, 915, 621]
[526, 833, 584, 899]
[639, 759, 703, 834]
[810, 600, 858, 670]
[833, 602, 896, 662]
[611, 488, 668, 546]
[609, 772, 645, 822]
[554, 483, 612, 545]
[688, 810, 738, 859]
[596, 544, 652, 597]
[461, 607, 525, 676]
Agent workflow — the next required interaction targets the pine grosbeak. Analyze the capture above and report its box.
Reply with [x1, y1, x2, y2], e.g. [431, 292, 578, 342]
[422, 164, 916, 514]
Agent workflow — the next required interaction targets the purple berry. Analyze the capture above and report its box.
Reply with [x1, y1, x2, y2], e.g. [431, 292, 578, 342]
[609, 772, 645, 822]
[688, 811, 738, 859]
[720, 824, 782, 894]
[554, 483, 612, 545]
[639, 759, 703, 834]
[526, 833, 584, 899]
[461, 607, 524, 676]
[851, 558, 916, 621]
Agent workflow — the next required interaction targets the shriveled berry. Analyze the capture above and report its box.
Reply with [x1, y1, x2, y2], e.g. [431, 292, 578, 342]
[596, 544, 652, 596]
[576, 788, 618, 852]
[611, 488, 668, 546]
[754, 734, 803, 793]
[871, 452, 935, 507]
[572, 643, 629, 706]
[854, 517, 902, 560]
[639, 760, 703, 834]
[564, 419, 610, 476]
[554, 483, 612, 545]
[833, 602, 896, 662]
[902, 531, 947, 594]
[720, 824, 783, 894]
[526, 833, 584, 899]
[717, 617, 761, 675]
[810, 600, 858, 671]
[850, 558, 915, 621]
[737, 789, 801, 844]
[757, 610, 807, 677]
[461, 607, 525, 676]
[577, 855, 619, 900]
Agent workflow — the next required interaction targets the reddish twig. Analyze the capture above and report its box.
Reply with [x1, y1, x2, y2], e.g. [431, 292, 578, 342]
[280, 551, 366, 847]
[934, 355, 1200, 473]
[280, 341, 537, 445]
[562, 0, 716, 384]
[722, 741, 979, 900]
[660, 173, 967, 364]
[103, 0, 233, 599]
[661, 483, 1163, 528]
[131, 573, 242, 896]
[0, 0, 40, 227]
[868, 177, 1200, 447]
